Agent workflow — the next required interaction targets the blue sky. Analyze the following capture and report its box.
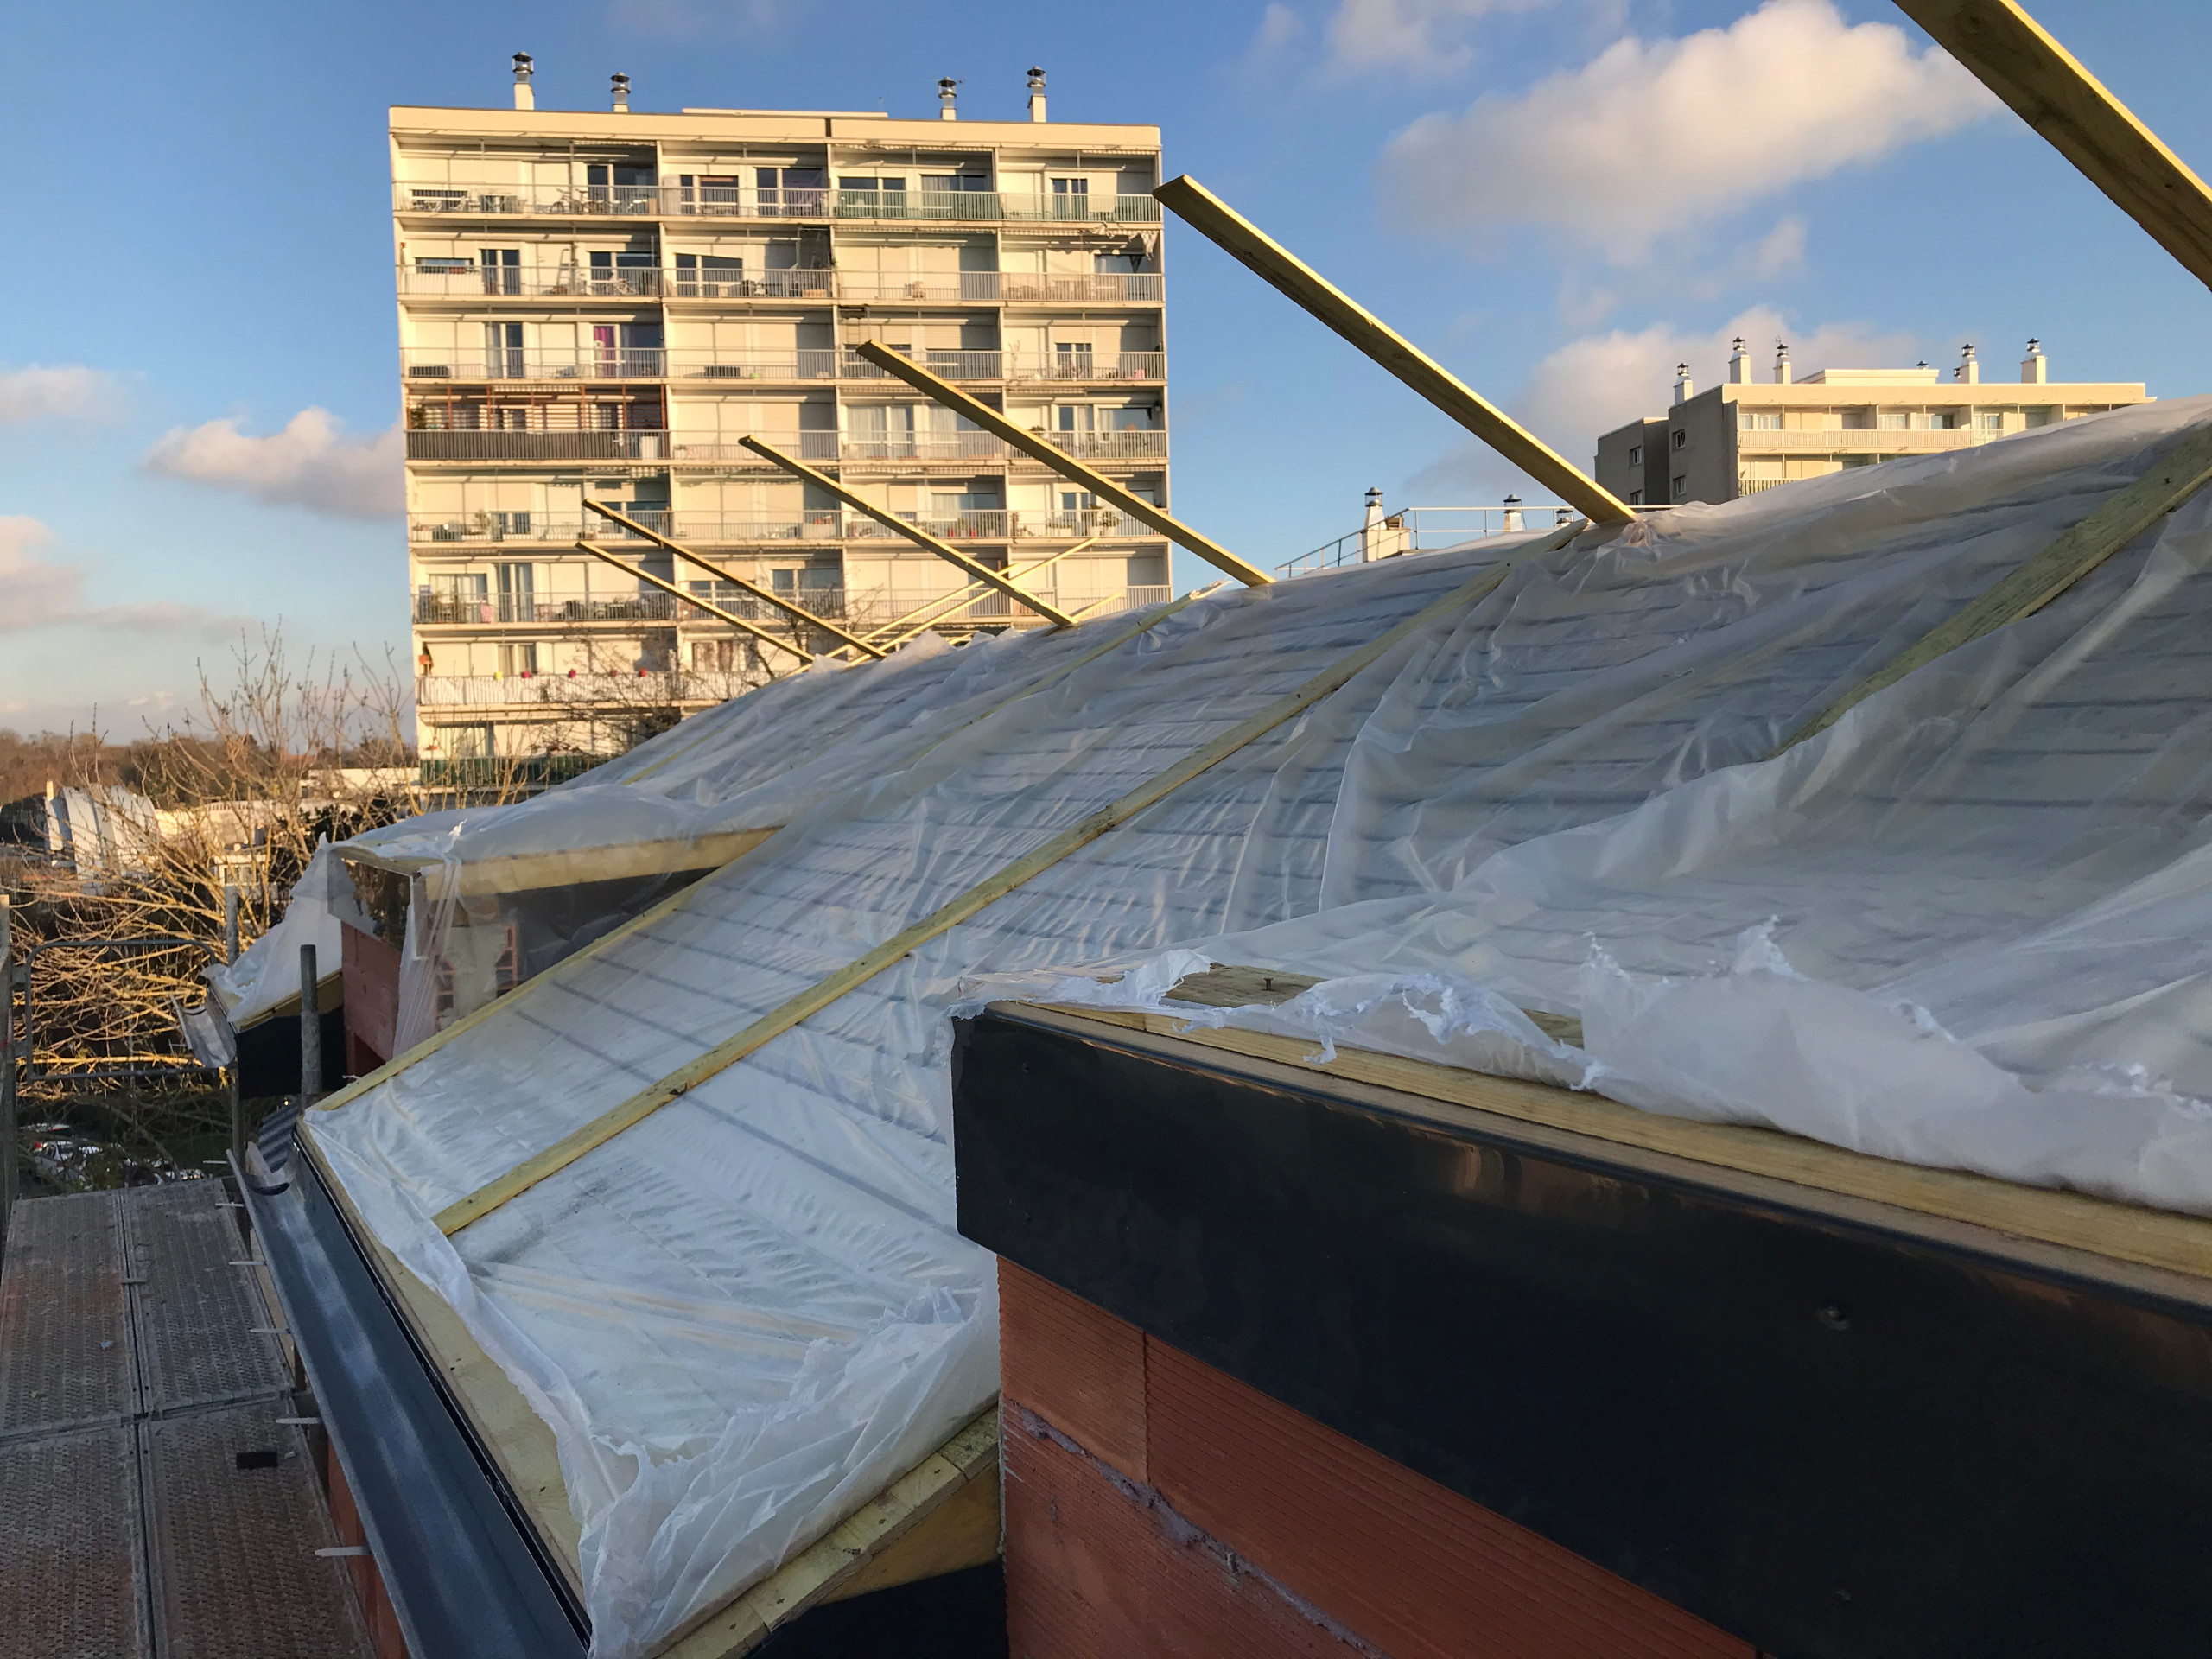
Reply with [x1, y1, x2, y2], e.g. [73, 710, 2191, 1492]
[3, 0, 2209, 738]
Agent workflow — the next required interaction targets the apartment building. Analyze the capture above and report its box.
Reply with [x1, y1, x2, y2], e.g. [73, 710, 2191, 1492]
[395, 63, 1170, 773]
[1596, 340, 2149, 508]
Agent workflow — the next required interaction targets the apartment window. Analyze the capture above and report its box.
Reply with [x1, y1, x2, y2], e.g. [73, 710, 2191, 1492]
[680, 174, 744, 214]
[1060, 491, 1097, 512]
[1051, 177, 1091, 219]
[1094, 252, 1147, 274]
[1878, 410, 1910, 429]
[1975, 410, 2006, 435]
[1626, 445, 1643, 467]
[1671, 428, 1688, 449]
[1627, 488, 1643, 506]
[588, 249, 658, 295]
[437, 724, 497, 760]
[1055, 340, 1096, 375]
[674, 252, 744, 296]
[1916, 411, 1955, 430]
[498, 641, 539, 677]
[1738, 410, 1782, 431]
[755, 167, 826, 213]
[484, 321, 524, 378]
[1671, 475, 1688, 498]
[924, 173, 992, 194]
[480, 248, 520, 295]
[840, 175, 907, 195]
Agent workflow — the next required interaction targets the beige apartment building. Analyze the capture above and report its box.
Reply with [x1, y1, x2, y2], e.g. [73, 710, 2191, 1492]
[395, 62, 1169, 778]
[1596, 340, 2148, 509]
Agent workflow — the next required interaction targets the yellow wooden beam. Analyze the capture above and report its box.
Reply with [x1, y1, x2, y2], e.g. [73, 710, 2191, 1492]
[1893, 0, 2212, 292]
[1151, 175, 1635, 526]
[584, 500, 885, 660]
[738, 438, 1077, 627]
[1775, 419, 2212, 753]
[865, 538, 1097, 649]
[851, 342, 1274, 588]
[577, 540, 816, 664]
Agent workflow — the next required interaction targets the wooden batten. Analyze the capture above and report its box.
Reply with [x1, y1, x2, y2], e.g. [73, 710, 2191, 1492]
[340, 826, 778, 903]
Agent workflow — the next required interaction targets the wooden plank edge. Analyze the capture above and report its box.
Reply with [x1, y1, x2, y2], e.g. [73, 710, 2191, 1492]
[1035, 1004, 2212, 1287]
[295, 1129, 586, 1593]
[652, 1404, 1001, 1659]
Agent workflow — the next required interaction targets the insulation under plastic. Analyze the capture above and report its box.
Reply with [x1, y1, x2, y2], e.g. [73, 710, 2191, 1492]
[309, 398, 2212, 1656]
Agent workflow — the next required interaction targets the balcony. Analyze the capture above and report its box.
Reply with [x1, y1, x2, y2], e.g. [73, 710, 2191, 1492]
[416, 671, 759, 707]
[841, 349, 1004, 382]
[415, 592, 681, 626]
[399, 264, 666, 299]
[409, 510, 672, 544]
[408, 508, 1165, 547]
[668, 432, 842, 463]
[831, 272, 1008, 303]
[404, 347, 670, 381]
[668, 268, 836, 301]
[405, 429, 669, 461]
[394, 181, 1165, 226]
[1037, 428, 1167, 461]
[1006, 353, 1164, 384]
[838, 431, 1010, 462]
[1001, 273, 1161, 304]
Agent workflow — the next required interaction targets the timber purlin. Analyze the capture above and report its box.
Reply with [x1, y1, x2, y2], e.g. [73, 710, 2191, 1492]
[955, 1001, 2212, 1659]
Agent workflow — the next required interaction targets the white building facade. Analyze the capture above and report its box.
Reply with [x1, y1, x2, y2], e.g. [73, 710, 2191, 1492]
[393, 69, 1169, 777]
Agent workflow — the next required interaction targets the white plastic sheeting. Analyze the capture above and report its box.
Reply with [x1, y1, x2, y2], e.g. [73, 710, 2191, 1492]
[309, 397, 2212, 1655]
[204, 840, 354, 1030]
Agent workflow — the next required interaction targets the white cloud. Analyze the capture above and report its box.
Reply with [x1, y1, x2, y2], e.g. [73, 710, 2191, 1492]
[1255, 3, 1306, 54]
[1382, 0, 1996, 260]
[1408, 307, 1919, 494]
[0, 517, 246, 640]
[1750, 216, 1808, 281]
[1326, 0, 1550, 75]
[0, 365, 124, 423]
[143, 408, 403, 519]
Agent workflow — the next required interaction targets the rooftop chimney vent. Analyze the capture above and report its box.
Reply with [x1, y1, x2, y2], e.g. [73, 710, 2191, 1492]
[512, 53, 535, 111]
[1774, 340, 1792, 385]
[611, 73, 631, 113]
[1955, 342, 1979, 385]
[1027, 67, 1048, 123]
[2021, 336, 2048, 385]
[938, 77, 960, 120]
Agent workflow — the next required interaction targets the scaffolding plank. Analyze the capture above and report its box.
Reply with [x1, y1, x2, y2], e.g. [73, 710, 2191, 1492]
[0, 1189, 135, 1439]
[143, 1404, 373, 1659]
[124, 1182, 290, 1416]
[0, 1423, 151, 1659]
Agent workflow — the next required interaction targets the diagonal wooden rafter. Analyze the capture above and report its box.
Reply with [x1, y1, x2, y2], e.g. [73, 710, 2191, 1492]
[583, 499, 886, 660]
[865, 538, 1097, 650]
[850, 341, 1274, 588]
[1893, 0, 2212, 293]
[738, 436, 1079, 628]
[1150, 175, 1636, 526]
[576, 539, 816, 664]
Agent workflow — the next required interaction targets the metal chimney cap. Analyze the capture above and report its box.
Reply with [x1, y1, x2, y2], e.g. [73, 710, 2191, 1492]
[1732, 336, 1746, 351]
[1364, 486, 1384, 502]
[1503, 493, 1522, 506]
[938, 77, 960, 98]
[512, 53, 535, 79]
[2026, 336, 2042, 352]
[1027, 67, 1047, 89]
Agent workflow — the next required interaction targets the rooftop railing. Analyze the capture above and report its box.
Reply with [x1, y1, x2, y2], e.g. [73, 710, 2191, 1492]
[396, 182, 1165, 226]
[1277, 505, 1573, 578]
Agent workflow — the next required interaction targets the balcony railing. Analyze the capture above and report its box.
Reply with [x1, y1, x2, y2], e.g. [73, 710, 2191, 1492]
[399, 265, 666, 299]
[404, 348, 669, 381]
[417, 671, 760, 707]
[831, 272, 1008, 302]
[405, 429, 670, 461]
[1001, 273, 1162, 304]
[416, 592, 682, 626]
[410, 510, 672, 543]
[669, 269, 837, 300]
[397, 182, 1165, 226]
[1038, 428, 1167, 461]
[840, 349, 1004, 381]
[407, 508, 1171, 547]
[1005, 353, 1165, 384]
[668, 432, 842, 462]
[398, 265, 1164, 306]
[838, 431, 1010, 461]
